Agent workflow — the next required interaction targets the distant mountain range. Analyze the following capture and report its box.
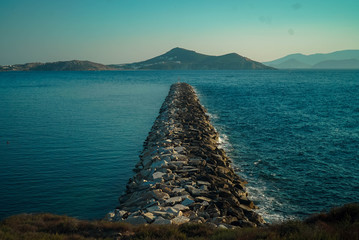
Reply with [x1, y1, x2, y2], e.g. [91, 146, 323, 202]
[264, 50, 359, 69]
[0, 48, 273, 71]
[5, 48, 358, 71]
[111, 47, 273, 70]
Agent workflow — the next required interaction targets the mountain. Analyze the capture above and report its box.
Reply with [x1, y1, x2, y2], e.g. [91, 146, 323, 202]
[0, 60, 115, 71]
[312, 59, 359, 69]
[264, 50, 359, 69]
[112, 47, 274, 70]
[273, 59, 312, 69]
[1, 48, 273, 71]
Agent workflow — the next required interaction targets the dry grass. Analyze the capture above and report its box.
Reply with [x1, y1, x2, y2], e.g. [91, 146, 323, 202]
[0, 213, 133, 240]
[1, 203, 358, 240]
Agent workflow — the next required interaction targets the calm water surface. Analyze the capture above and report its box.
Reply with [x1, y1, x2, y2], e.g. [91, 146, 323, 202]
[0, 70, 358, 222]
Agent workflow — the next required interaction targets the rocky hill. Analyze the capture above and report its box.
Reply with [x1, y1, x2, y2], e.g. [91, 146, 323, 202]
[0, 60, 115, 71]
[1, 48, 274, 71]
[111, 48, 274, 70]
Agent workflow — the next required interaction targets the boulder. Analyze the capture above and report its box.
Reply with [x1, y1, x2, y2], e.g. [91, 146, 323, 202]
[165, 196, 183, 205]
[206, 204, 221, 218]
[125, 216, 147, 225]
[218, 224, 229, 229]
[172, 204, 189, 211]
[181, 197, 195, 206]
[153, 216, 172, 225]
[164, 207, 180, 215]
[245, 211, 266, 225]
[195, 196, 212, 202]
[172, 187, 185, 194]
[146, 205, 161, 212]
[114, 209, 129, 219]
[174, 146, 185, 153]
[185, 185, 203, 196]
[151, 211, 171, 218]
[104, 211, 115, 221]
[172, 216, 190, 225]
[143, 212, 156, 223]
[151, 189, 170, 200]
[197, 181, 211, 186]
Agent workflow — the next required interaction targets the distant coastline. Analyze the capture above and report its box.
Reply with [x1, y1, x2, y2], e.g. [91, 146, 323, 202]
[0, 47, 274, 71]
[0, 60, 115, 72]
[3, 48, 359, 71]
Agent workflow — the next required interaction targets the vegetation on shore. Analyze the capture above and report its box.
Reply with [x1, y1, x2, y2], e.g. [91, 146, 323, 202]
[1, 203, 358, 240]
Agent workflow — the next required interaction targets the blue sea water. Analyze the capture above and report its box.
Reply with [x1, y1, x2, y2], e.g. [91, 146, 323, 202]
[0, 70, 358, 222]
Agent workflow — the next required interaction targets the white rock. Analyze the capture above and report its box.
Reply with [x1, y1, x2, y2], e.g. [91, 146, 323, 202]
[172, 216, 190, 225]
[151, 160, 168, 169]
[195, 196, 212, 202]
[164, 207, 179, 215]
[173, 187, 185, 193]
[151, 189, 170, 200]
[152, 211, 170, 218]
[152, 171, 166, 179]
[160, 155, 172, 162]
[174, 146, 185, 153]
[168, 161, 186, 168]
[146, 205, 161, 212]
[104, 211, 115, 221]
[165, 196, 183, 205]
[128, 210, 141, 217]
[185, 185, 203, 196]
[172, 154, 188, 161]
[158, 147, 173, 155]
[218, 224, 228, 229]
[202, 201, 210, 206]
[153, 216, 172, 225]
[197, 181, 211, 186]
[115, 210, 128, 219]
[173, 204, 189, 211]
[143, 212, 156, 223]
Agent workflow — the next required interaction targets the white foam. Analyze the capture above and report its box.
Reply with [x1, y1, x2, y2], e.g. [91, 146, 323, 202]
[205, 112, 219, 120]
[245, 183, 297, 223]
[217, 133, 233, 152]
[195, 90, 291, 223]
[206, 115, 291, 223]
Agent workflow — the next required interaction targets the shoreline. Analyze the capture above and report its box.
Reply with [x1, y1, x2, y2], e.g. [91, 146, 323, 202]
[106, 82, 264, 227]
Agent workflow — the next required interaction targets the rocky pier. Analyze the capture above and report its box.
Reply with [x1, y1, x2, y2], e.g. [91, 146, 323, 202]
[106, 83, 264, 228]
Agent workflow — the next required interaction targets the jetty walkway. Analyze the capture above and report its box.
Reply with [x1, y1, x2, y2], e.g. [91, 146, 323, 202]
[106, 83, 264, 228]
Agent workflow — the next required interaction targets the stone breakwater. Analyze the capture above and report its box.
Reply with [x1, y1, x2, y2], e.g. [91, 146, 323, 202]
[106, 83, 264, 228]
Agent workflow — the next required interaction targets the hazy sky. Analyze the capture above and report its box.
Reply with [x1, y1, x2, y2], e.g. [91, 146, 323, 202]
[1, 0, 359, 65]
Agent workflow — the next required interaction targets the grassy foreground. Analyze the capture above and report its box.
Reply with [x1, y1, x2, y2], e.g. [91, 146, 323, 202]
[1, 203, 358, 240]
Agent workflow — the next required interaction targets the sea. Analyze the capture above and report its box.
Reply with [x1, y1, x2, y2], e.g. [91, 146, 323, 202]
[0, 70, 358, 222]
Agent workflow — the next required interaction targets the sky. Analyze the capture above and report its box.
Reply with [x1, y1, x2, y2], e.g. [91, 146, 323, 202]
[1, 0, 359, 65]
